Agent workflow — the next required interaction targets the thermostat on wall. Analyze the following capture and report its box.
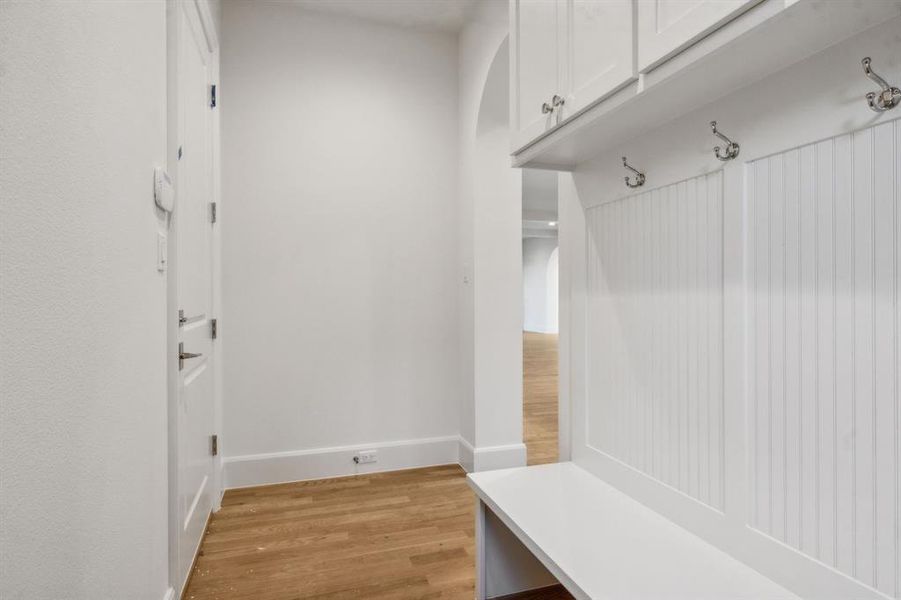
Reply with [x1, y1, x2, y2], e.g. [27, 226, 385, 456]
[154, 167, 174, 213]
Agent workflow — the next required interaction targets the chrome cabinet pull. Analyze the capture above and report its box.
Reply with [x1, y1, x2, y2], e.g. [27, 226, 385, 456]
[542, 94, 565, 115]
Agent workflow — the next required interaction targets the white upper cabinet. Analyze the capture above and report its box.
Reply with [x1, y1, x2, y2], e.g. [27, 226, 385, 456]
[511, 0, 636, 152]
[511, 0, 560, 150]
[510, 0, 900, 169]
[558, 0, 635, 121]
[637, 0, 757, 71]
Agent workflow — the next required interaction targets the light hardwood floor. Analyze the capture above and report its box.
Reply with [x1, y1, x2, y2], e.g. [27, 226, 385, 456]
[184, 465, 475, 599]
[523, 332, 559, 466]
[183, 334, 565, 599]
[183, 465, 571, 599]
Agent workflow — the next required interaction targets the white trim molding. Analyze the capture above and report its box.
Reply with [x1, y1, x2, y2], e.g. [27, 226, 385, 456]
[225, 436, 530, 487]
[459, 437, 475, 473]
[224, 435, 461, 489]
[471, 443, 528, 473]
[162, 587, 175, 600]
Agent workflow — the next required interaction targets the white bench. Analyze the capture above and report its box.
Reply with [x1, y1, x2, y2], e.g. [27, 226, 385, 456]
[468, 462, 799, 600]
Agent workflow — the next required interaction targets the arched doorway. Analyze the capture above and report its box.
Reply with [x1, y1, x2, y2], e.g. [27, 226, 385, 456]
[462, 36, 529, 472]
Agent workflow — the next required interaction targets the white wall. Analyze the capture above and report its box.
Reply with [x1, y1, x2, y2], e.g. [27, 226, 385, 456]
[522, 167, 559, 220]
[0, 2, 170, 598]
[560, 16, 901, 600]
[220, 2, 462, 486]
[458, 1, 526, 471]
[522, 237, 558, 334]
[546, 247, 558, 333]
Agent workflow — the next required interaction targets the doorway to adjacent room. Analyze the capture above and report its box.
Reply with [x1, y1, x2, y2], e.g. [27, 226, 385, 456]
[521, 168, 559, 466]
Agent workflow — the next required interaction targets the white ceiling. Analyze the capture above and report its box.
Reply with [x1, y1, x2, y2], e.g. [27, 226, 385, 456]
[286, 0, 481, 33]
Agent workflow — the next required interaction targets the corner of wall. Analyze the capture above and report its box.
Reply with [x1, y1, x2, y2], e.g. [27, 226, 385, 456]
[458, 436, 475, 472]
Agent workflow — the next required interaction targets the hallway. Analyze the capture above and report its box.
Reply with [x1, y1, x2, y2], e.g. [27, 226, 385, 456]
[183, 465, 573, 600]
[6, 2, 897, 598]
[182, 335, 563, 599]
[523, 332, 559, 466]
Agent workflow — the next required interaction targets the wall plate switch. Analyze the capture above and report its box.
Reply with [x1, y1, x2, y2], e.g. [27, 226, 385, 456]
[157, 232, 168, 272]
[353, 450, 377, 465]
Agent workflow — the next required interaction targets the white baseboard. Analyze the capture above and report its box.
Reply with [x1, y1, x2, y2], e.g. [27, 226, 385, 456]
[459, 438, 527, 473]
[523, 326, 558, 335]
[459, 436, 475, 472]
[162, 587, 175, 600]
[224, 435, 460, 489]
[472, 443, 527, 472]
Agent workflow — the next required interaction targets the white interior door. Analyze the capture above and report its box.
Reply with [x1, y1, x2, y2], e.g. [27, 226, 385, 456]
[173, 0, 216, 591]
[558, 0, 635, 119]
[511, 0, 560, 152]
[637, 0, 757, 72]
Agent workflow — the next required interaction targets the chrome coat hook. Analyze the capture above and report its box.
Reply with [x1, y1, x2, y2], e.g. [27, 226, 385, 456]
[710, 121, 740, 161]
[622, 156, 645, 188]
[862, 57, 900, 112]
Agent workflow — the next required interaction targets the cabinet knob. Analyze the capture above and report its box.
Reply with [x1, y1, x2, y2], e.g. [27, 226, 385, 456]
[542, 95, 565, 114]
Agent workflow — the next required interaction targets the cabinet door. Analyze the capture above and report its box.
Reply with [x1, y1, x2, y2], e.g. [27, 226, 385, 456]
[511, 0, 559, 151]
[558, 0, 635, 120]
[637, 0, 757, 72]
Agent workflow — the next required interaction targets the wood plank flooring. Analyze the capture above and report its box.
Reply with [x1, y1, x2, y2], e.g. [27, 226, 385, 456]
[523, 332, 559, 466]
[183, 333, 564, 599]
[184, 465, 475, 599]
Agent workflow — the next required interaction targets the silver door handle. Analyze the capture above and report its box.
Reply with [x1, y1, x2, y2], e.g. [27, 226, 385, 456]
[178, 342, 203, 370]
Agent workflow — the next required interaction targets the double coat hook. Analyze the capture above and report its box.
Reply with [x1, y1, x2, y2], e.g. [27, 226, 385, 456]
[710, 121, 740, 161]
[862, 57, 900, 112]
[622, 157, 645, 188]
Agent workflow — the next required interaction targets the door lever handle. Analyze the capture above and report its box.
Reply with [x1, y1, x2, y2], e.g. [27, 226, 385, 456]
[178, 342, 203, 370]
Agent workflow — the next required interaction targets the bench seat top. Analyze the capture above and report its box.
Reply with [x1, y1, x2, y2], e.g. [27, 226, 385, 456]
[467, 462, 799, 600]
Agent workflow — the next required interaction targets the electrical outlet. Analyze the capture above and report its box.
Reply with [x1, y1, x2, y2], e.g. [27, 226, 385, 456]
[353, 450, 377, 465]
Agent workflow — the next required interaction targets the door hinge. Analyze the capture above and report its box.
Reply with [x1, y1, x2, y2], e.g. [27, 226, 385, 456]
[211, 318, 218, 340]
[177, 145, 183, 160]
[211, 434, 219, 456]
[210, 202, 217, 224]
[210, 84, 217, 108]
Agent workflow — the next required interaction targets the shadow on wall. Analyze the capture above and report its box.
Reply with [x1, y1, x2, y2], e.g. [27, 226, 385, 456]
[476, 38, 508, 136]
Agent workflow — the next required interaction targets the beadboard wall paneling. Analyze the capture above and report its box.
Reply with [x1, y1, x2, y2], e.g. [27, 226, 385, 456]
[586, 172, 724, 510]
[746, 119, 900, 598]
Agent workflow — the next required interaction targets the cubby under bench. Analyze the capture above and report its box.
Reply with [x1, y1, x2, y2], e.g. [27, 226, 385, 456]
[467, 462, 799, 600]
